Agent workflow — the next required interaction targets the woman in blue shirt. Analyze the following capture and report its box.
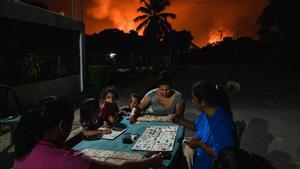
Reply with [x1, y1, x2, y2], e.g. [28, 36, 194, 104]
[174, 80, 236, 169]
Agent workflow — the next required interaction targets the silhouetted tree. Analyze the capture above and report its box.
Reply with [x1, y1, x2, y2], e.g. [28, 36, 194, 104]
[258, 0, 299, 42]
[164, 30, 193, 54]
[190, 37, 260, 65]
[134, 0, 176, 40]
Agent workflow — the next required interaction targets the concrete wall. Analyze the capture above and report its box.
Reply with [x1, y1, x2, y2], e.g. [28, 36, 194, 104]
[12, 75, 80, 107]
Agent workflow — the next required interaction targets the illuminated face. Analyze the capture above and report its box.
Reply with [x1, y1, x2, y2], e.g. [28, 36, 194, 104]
[192, 95, 205, 112]
[158, 84, 171, 98]
[105, 92, 115, 103]
[129, 96, 140, 109]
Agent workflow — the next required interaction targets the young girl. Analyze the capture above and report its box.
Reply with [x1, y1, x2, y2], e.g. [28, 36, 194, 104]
[13, 96, 163, 169]
[99, 86, 121, 126]
[80, 98, 111, 138]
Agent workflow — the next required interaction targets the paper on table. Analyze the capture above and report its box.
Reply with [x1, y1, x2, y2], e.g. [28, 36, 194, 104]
[100, 128, 127, 140]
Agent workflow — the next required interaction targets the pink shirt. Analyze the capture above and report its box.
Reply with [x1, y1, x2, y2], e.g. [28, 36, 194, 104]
[99, 102, 119, 121]
[13, 140, 92, 169]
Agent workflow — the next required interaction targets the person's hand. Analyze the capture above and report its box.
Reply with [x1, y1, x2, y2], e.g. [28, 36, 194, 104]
[167, 114, 180, 123]
[150, 153, 163, 166]
[101, 121, 109, 128]
[184, 137, 199, 149]
[129, 107, 139, 123]
[129, 113, 137, 123]
[101, 128, 112, 134]
[95, 131, 104, 138]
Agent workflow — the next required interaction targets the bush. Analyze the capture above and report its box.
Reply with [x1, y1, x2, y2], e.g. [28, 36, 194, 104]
[87, 65, 112, 97]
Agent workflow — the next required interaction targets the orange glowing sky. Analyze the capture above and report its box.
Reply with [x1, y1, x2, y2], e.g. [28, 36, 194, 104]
[41, 0, 269, 47]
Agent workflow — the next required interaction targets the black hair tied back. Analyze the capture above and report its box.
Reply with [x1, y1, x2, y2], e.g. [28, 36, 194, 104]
[157, 70, 172, 87]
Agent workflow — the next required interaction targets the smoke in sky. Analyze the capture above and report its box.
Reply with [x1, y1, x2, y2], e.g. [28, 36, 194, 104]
[85, 0, 140, 33]
[41, 0, 269, 46]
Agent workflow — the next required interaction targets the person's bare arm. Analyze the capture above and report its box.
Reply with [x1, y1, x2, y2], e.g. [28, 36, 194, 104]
[137, 96, 151, 113]
[129, 96, 150, 122]
[89, 154, 163, 169]
[82, 130, 103, 137]
[175, 102, 185, 118]
[107, 115, 115, 125]
[185, 137, 216, 158]
[177, 118, 196, 131]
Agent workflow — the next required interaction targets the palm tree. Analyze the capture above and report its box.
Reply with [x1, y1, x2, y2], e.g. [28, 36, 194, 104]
[134, 0, 176, 40]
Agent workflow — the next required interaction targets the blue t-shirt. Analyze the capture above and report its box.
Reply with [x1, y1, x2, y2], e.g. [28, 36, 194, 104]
[194, 106, 236, 169]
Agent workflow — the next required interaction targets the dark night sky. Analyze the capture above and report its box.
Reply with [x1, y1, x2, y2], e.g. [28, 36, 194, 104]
[39, 0, 269, 47]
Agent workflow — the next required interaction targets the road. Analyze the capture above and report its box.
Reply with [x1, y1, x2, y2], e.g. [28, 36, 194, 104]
[119, 65, 300, 169]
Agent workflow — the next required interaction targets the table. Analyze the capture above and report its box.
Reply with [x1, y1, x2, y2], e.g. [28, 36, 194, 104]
[73, 118, 185, 168]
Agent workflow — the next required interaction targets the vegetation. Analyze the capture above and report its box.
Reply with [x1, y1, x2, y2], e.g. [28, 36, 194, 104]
[258, 0, 299, 42]
[22, 52, 44, 81]
[134, 0, 176, 41]
[0, 125, 10, 137]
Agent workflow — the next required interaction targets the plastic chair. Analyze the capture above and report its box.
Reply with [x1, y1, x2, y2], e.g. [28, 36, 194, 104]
[234, 120, 246, 147]
[0, 84, 22, 143]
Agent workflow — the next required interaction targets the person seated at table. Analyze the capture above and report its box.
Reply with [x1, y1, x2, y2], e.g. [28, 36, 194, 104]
[120, 93, 142, 115]
[99, 86, 122, 126]
[213, 147, 277, 169]
[129, 70, 185, 123]
[13, 96, 163, 169]
[171, 80, 236, 169]
[80, 98, 111, 138]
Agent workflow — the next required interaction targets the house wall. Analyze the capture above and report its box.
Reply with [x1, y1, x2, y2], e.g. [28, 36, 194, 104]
[12, 75, 80, 107]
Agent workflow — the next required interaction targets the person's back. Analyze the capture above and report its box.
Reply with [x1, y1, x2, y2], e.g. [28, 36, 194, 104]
[13, 96, 163, 169]
[194, 106, 236, 169]
[13, 96, 92, 169]
[14, 140, 91, 169]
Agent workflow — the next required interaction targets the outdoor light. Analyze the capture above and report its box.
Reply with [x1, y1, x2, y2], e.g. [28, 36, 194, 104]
[109, 53, 116, 59]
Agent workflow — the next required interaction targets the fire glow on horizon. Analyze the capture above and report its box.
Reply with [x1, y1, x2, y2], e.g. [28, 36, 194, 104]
[42, 0, 269, 46]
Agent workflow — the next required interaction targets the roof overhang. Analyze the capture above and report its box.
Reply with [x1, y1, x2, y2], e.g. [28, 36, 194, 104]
[0, 0, 83, 32]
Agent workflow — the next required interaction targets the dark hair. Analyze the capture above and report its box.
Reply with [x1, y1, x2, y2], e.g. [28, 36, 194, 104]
[212, 147, 277, 169]
[129, 93, 142, 101]
[101, 86, 119, 100]
[157, 70, 172, 87]
[192, 80, 232, 117]
[80, 98, 98, 124]
[14, 96, 74, 161]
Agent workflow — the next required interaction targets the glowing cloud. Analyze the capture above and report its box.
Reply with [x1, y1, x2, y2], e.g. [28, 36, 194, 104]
[40, 0, 269, 46]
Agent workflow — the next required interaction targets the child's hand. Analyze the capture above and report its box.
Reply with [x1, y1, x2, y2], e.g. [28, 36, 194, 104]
[95, 131, 104, 138]
[99, 127, 112, 134]
[101, 121, 109, 128]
